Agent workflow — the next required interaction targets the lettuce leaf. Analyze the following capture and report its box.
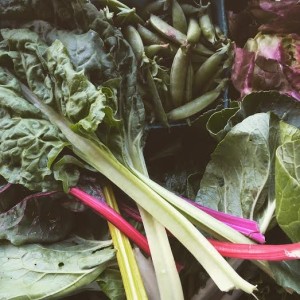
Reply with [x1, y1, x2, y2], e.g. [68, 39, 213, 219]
[232, 33, 300, 100]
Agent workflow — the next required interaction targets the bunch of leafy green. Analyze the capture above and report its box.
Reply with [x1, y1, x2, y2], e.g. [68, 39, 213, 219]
[0, 1, 264, 299]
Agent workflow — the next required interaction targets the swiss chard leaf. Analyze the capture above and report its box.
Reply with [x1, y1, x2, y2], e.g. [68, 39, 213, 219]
[0, 191, 74, 245]
[276, 139, 300, 242]
[0, 115, 66, 191]
[0, 236, 115, 299]
[196, 113, 271, 219]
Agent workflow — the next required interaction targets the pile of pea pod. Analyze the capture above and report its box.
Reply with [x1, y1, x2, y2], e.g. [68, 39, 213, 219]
[98, 0, 233, 125]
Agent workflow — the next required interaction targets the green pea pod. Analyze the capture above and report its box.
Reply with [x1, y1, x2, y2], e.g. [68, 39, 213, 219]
[187, 18, 201, 44]
[193, 44, 228, 94]
[172, 0, 188, 34]
[149, 14, 187, 45]
[168, 79, 227, 120]
[146, 68, 169, 127]
[123, 25, 144, 63]
[192, 43, 214, 56]
[185, 62, 194, 103]
[199, 13, 216, 44]
[167, 89, 220, 121]
[137, 24, 165, 45]
[202, 67, 223, 93]
[170, 46, 189, 108]
[145, 44, 170, 58]
[191, 54, 207, 63]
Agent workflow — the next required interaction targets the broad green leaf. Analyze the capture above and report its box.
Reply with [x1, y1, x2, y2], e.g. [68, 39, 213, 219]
[276, 139, 300, 242]
[196, 113, 271, 218]
[0, 191, 74, 245]
[0, 236, 115, 299]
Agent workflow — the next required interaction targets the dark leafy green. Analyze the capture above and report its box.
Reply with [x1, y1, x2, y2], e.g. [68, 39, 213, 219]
[0, 190, 74, 246]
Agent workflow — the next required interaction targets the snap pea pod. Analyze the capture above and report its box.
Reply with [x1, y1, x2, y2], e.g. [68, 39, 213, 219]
[149, 14, 187, 45]
[167, 80, 227, 121]
[186, 18, 201, 44]
[170, 46, 189, 108]
[193, 44, 228, 94]
[145, 67, 169, 127]
[137, 24, 165, 45]
[199, 12, 217, 44]
[124, 25, 144, 63]
[137, 24, 179, 57]
[202, 67, 223, 93]
[144, 43, 170, 58]
[172, 0, 188, 34]
[185, 62, 194, 103]
[192, 43, 214, 56]
[187, 18, 201, 44]
[191, 54, 207, 63]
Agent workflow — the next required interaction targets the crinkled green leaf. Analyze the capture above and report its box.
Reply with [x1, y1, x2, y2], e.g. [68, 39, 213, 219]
[43, 27, 116, 80]
[276, 139, 300, 242]
[0, 191, 74, 245]
[0, 236, 115, 300]
[0, 116, 65, 191]
[45, 39, 118, 131]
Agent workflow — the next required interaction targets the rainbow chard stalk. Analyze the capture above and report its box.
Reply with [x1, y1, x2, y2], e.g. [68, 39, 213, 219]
[183, 198, 265, 244]
[69, 187, 151, 255]
[101, 183, 148, 300]
[70, 188, 300, 262]
[121, 200, 265, 243]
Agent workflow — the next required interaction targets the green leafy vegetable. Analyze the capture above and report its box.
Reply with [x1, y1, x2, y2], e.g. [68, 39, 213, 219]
[0, 191, 74, 246]
[0, 236, 115, 300]
[276, 139, 300, 242]
[0, 16, 256, 298]
[196, 113, 271, 219]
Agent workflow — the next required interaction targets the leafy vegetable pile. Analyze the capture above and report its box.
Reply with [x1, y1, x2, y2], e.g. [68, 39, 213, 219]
[1, 0, 300, 299]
